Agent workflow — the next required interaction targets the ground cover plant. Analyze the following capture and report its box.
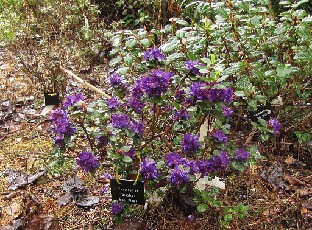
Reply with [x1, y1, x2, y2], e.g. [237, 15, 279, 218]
[0, 0, 311, 229]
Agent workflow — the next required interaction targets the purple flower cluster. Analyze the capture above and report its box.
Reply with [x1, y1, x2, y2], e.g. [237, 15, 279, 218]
[234, 148, 250, 161]
[63, 94, 84, 109]
[165, 152, 184, 167]
[76, 150, 100, 172]
[198, 152, 230, 175]
[140, 158, 160, 179]
[131, 120, 144, 136]
[173, 107, 190, 121]
[50, 109, 76, 146]
[165, 152, 198, 174]
[125, 147, 136, 158]
[165, 151, 231, 181]
[211, 130, 228, 144]
[185, 60, 204, 76]
[109, 72, 123, 87]
[141, 70, 174, 98]
[189, 82, 234, 104]
[168, 166, 190, 185]
[106, 97, 120, 110]
[143, 48, 165, 61]
[111, 114, 131, 129]
[181, 133, 202, 154]
[128, 80, 145, 113]
[222, 105, 233, 118]
[110, 202, 124, 215]
[268, 118, 282, 135]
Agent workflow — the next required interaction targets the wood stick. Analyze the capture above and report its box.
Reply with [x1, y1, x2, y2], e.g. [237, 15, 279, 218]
[60, 67, 111, 99]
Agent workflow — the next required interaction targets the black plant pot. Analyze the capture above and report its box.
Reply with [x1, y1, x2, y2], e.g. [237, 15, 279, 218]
[44, 92, 60, 106]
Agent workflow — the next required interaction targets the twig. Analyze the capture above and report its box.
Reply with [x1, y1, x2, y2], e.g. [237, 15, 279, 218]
[60, 67, 111, 99]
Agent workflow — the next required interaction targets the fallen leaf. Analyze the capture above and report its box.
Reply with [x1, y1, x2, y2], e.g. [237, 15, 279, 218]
[24, 215, 60, 230]
[263, 207, 280, 217]
[62, 175, 83, 193]
[302, 201, 312, 210]
[75, 195, 100, 208]
[297, 188, 312, 197]
[1, 218, 25, 230]
[56, 193, 73, 206]
[259, 162, 290, 192]
[4, 168, 47, 190]
[5, 202, 23, 218]
[301, 207, 308, 215]
[284, 175, 305, 186]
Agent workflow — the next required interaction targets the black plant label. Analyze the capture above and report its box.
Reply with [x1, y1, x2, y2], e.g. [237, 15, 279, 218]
[44, 92, 60, 106]
[249, 103, 272, 122]
[110, 179, 145, 205]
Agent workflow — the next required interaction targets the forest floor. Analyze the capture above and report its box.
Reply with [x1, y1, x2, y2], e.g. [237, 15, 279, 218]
[0, 46, 311, 230]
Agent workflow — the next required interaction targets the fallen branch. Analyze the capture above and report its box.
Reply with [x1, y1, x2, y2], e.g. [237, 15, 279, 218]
[60, 67, 111, 99]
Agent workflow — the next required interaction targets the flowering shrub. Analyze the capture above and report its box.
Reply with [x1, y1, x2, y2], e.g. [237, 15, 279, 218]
[48, 0, 311, 226]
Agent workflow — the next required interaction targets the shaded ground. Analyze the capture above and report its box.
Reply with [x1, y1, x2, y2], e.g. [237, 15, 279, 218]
[0, 47, 311, 230]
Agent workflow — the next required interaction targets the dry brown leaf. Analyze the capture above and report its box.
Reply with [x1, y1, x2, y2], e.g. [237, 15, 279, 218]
[4, 202, 23, 218]
[298, 188, 312, 197]
[302, 201, 312, 210]
[284, 175, 305, 186]
[262, 207, 280, 217]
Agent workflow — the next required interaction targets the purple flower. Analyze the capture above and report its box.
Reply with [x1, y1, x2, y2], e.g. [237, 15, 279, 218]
[144, 48, 165, 61]
[131, 120, 144, 136]
[131, 80, 145, 99]
[222, 105, 233, 118]
[141, 70, 174, 98]
[50, 109, 67, 121]
[173, 107, 190, 121]
[76, 150, 100, 172]
[111, 114, 131, 129]
[212, 151, 230, 170]
[219, 88, 234, 104]
[125, 147, 136, 158]
[50, 109, 76, 138]
[110, 202, 124, 215]
[185, 60, 204, 76]
[187, 160, 199, 174]
[140, 158, 160, 179]
[197, 159, 213, 176]
[106, 97, 120, 110]
[211, 130, 228, 144]
[53, 118, 76, 136]
[109, 72, 123, 88]
[181, 133, 202, 155]
[165, 152, 184, 167]
[128, 97, 145, 113]
[189, 82, 207, 100]
[168, 166, 189, 185]
[268, 118, 282, 135]
[235, 148, 250, 161]
[63, 94, 84, 109]
[100, 185, 109, 195]
[102, 173, 112, 179]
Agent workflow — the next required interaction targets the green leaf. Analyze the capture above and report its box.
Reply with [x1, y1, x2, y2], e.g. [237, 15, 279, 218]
[224, 214, 233, 222]
[125, 38, 137, 48]
[140, 38, 151, 47]
[197, 203, 209, 213]
[122, 155, 133, 163]
[109, 57, 122, 67]
[170, 18, 189, 26]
